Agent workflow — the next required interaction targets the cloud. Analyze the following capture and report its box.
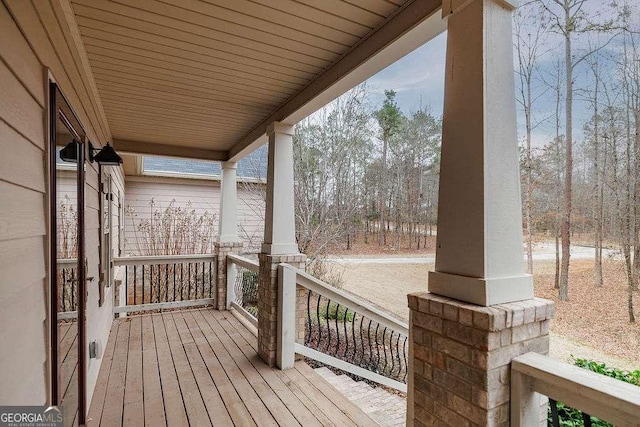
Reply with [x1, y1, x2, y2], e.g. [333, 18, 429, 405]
[366, 32, 447, 115]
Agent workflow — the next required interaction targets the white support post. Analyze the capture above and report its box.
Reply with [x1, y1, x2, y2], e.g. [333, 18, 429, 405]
[277, 264, 296, 369]
[218, 162, 238, 243]
[262, 122, 298, 255]
[510, 369, 541, 427]
[226, 261, 237, 309]
[428, 0, 533, 306]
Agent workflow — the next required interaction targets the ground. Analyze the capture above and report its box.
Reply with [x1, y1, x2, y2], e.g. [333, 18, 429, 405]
[327, 245, 639, 371]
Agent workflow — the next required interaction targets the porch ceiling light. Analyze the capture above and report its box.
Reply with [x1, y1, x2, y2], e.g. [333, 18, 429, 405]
[91, 142, 123, 166]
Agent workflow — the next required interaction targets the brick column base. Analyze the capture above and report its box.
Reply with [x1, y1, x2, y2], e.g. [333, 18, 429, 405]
[408, 292, 555, 426]
[258, 253, 307, 366]
[214, 242, 243, 310]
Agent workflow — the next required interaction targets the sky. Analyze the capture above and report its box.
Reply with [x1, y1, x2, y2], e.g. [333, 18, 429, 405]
[362, 0, 638, 151]
[366, 32, 447, 118]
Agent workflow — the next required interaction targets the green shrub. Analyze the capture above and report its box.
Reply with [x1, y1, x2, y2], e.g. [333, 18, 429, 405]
[319, 301, 354, 322]
[549, 358, 640, 426]
[573, 357, 640, 386]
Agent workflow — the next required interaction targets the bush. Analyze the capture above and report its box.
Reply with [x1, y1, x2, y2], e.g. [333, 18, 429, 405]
[573, 357, 640, 386]
[319, 301, 355, 322]
[549, 358, 640, 426]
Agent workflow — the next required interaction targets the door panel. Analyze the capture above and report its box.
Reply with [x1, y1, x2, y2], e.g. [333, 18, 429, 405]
[50, 83, 86, 426]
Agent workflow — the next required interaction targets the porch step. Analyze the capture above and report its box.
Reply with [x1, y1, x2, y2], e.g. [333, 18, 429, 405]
[314, 367, 407, 427]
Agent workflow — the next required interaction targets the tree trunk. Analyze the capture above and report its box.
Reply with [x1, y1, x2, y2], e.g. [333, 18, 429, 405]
[559, 4, 573, 301]
[378, 137, 388, 246]
[593, 66, 604, 287]
[525, 75, 534, 274]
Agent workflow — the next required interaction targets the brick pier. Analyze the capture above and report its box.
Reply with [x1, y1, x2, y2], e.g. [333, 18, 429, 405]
[408, 292, 554, 426]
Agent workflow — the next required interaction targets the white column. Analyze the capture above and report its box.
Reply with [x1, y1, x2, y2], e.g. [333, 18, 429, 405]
[218, 162, 238, 242]
[262, 122, 298, 255]
[428, 0, 533, 306]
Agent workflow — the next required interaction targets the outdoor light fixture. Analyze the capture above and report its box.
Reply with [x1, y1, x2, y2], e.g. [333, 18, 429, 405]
[91, 142, 122, 166]
[58, 140, 123, 166]
[59, 139, 79, 163]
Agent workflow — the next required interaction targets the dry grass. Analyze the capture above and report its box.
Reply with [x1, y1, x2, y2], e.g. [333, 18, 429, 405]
[534, 259, 640, 366]
[335, 257, 640, 369]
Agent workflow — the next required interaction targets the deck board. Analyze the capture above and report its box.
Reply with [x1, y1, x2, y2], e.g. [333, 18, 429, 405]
[181, 311, 256, 427]
[152, 313, 189, 427]
[122, 317, 143, 426]
[140, 316, 166, 427]
[88, 308, 378, 426]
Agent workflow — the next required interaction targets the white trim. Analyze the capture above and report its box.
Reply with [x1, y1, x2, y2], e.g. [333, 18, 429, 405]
[227, 254, 259, 273]
[428, 271, 534, 306]
[230, 302, 258, 328]
[113, 254, 215, 266]
[113, 298, 214, 313]
[57, 258, 77, 267]
[57, 311, 78, 320]
[125, 171, 265, 185]
[295, 344, 407, 393]
[511, 352, 640, 427]
[230, 307, 258, 336]
[277, 265, 297, 369]
[287, 264, 408, 336]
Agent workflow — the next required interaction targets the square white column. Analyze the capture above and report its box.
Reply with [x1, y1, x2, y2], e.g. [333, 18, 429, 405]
[428, 0, 533, 306]
[218, 161, 239, 243]
[262, 122, 298, 255]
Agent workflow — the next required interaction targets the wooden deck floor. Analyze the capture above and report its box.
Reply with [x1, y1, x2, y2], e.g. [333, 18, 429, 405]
[87, 308, 376, 426]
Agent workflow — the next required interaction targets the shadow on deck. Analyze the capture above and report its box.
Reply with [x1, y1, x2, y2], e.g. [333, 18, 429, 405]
[87, 308, 376, 426]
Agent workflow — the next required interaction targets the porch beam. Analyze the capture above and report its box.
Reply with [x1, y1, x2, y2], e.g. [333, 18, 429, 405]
[112, 138, 228, 161]
[227, 0, 445, 162]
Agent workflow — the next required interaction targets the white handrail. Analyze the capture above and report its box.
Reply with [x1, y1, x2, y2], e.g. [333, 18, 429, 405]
[113, 254, 215, 266]
[227, 254, 259, 272]
[284, 263, 409, 336]
[511, 352, 640, 426]
[57, 258, 77, 267]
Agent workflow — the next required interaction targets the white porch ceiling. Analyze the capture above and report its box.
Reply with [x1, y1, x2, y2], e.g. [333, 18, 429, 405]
[70, 0, 444, 161]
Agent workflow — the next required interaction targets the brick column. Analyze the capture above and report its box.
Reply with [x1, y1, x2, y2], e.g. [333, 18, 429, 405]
[214, 242, 242, 310]
[258, 253, 306, 366]
[408, 293, 554, 426]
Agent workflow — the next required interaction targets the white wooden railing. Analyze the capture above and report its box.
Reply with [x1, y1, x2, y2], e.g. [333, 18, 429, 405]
[511, 352, 640, 426]
[278, 263, 409, 392]
[112, 254, 216, 313]
[57, 258, 78, 316]
[226, 254, 260, 327]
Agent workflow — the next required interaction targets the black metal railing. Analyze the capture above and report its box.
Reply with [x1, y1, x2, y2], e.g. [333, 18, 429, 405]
[304, 290, 409, 384]
[58, 265, 78, 312]
[119, 256, 215, 306]
[549, 399, 598, 427]
[233, 266, 259, 318]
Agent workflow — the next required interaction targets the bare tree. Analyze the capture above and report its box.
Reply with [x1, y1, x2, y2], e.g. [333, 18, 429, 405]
[515, 5, 550, 274]
[538, 0, 615, 300]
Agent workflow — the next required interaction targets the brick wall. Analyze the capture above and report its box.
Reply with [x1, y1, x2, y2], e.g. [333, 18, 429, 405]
[408, 293, 554, 426]
[257, 253, 306, 366]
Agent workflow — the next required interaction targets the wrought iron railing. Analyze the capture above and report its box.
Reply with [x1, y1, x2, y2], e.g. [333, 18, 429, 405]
[113, 254, 216, 313]
[548, 398, 598, 427]
[304, 291, 409, 386]
[227, 254, 259, 325]
[57, 258, 78, 313]
[278, 264, 409, 392]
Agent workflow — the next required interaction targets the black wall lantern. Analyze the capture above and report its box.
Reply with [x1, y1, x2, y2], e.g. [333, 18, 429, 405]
[59, 141, 122, 166]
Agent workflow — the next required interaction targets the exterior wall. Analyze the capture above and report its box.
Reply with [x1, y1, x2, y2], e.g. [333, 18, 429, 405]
[123, 176, 265, 254]
[0, 0, 114, 409]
